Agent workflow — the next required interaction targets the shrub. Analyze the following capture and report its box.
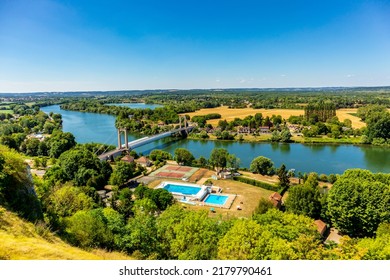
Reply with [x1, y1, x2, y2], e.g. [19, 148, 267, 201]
[233, 176, 279, 192]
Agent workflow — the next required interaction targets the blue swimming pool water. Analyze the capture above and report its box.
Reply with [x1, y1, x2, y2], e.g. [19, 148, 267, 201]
[163, 184, 201, 195]
[204, 194, 228, 205]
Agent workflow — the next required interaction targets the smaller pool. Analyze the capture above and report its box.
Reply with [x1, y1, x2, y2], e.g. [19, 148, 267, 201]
[204, 194, 228, 205]
[163, 183, 201, 195]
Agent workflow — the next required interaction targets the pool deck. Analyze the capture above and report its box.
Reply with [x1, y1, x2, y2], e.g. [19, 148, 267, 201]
[156, 180, 236, 209]
[201, 193, 236, 209]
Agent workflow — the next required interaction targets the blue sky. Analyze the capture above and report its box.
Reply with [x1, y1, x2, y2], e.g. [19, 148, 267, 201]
[1, 0, 390, 92]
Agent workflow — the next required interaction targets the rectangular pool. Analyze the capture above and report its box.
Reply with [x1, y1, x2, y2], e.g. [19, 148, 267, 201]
[163, 183, 202, 195]
[204, 194, 228, 205]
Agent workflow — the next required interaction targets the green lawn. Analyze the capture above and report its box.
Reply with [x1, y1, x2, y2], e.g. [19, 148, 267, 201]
[0, 109, 13, 114]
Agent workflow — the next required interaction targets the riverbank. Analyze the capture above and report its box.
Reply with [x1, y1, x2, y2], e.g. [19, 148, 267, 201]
[188, 133, 363, 145]
[40, 105, 390, 174]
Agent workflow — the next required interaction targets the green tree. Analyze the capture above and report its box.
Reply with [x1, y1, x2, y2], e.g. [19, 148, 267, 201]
[277, 164, 290, 190]
[156, 205, 187, 259]
[109, 161, 136, 186]
[285, 173, 322, 218]
[114, 188, 134, 219]
[174, 148, 195, 166]
[253, 197, 275, 215]
[47, 184, 95, 219]
[65, 208, 114, 248]
[218, 216, 324, 260]
[250, 156, 274, 175]
[149, 149, 172, 162]
[150, 188, 174, 211]
[0, 145, 42, 221]
[366, 112, 390, 141]
[133, 198, 158, 216]
[122, 214, 158, 258]
[169, 210, 221, 260]
[226, 154, 240, 170]
[102, 207, 126, 250]
[55, 147, 112, 188]
[280, 129, 292, 142]
[46, 131, 76, 158]
[327, 169, 390, 237]
[209, 148, 229, 170]
[218, 219, 263, 260]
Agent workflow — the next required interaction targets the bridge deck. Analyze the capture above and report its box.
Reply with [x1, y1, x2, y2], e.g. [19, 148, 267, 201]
[98, 126, 193, 160]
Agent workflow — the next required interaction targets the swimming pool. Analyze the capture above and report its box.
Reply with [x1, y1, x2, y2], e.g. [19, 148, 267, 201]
[204, 194, 228, 205]
[163, 183, 202, 195]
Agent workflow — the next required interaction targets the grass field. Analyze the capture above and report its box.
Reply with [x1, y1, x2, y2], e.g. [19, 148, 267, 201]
[0, 109, 13, 114]
[187, 106, 365, 129]
[0, 207, 132, 260]
[146, 168, 274, 218]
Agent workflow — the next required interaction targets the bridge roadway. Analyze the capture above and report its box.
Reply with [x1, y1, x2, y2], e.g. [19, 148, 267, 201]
[98, 126, 193, 160]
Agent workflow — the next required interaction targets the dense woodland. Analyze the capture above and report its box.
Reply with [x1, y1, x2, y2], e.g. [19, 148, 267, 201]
[1, 88, 390, 259]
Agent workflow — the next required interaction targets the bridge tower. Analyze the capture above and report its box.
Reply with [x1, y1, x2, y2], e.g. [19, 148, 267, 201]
[178, 115, 189, 136]
[117, 128, 129, 150]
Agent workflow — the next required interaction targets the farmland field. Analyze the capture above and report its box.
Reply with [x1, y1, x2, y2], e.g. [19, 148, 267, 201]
[187, 106, 365, 129]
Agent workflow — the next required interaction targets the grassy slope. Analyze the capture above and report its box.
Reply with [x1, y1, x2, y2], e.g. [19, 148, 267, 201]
[0, 207, 131, 260]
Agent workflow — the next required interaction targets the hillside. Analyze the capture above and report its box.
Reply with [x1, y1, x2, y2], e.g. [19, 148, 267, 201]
[0, 206, 131, 260]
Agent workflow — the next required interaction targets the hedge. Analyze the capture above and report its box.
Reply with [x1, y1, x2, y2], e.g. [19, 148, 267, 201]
[233, 176, 279, 192]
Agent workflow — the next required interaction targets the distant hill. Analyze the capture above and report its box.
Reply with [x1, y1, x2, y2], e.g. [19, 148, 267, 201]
[1, 85, 390, 97]
[0, 206, 131, 260]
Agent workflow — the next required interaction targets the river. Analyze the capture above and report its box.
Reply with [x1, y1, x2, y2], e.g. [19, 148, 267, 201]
[41, 104, 390, 174]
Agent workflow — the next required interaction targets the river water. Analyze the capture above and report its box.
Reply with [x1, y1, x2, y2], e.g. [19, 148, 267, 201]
[41, 104, 390, 174]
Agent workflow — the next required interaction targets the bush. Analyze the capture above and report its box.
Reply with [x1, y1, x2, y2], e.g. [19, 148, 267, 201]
[319, 174, 328, 182]
[233, 176, 279, 192]
[328, 174, 337, 184]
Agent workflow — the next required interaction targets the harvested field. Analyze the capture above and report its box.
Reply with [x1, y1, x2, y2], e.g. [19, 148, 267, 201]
[187, 106, 366, 129]
[336, 109, 365, 129]
[187, 106, 303, 126]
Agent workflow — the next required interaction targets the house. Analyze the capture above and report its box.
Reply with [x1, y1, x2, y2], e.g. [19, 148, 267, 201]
[259, 126, 271, 133]
[314, 219, 327, 236]
[121, 155, 135, 163]
[269, 192, 282, 208]
[238, 126, 251, 134]
[217, 170, 232, 179]
[136, 156, 152, 167]
[287, 124, 301, 133]
[325, 228, 343, 244]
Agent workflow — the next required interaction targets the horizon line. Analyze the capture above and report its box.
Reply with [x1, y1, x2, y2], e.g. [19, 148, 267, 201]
[1, 85, 390, 95]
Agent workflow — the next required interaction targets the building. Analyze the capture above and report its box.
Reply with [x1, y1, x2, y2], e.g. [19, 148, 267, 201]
[269, 192, 282, 208]
[259, 126, 271, 133]
[314, 219, 327, 236]
[121, 155, 135, 163]
[136, 156, 152, 167]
